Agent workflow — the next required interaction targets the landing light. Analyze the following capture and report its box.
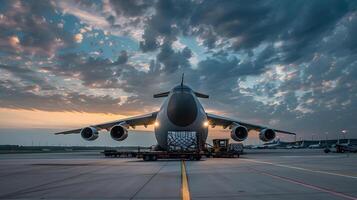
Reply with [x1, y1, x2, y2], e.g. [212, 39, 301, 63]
[154, 121, 160, 127]
[203, 121, 209, 127]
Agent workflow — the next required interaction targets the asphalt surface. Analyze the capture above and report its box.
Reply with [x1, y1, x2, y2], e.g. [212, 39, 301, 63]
[0, 149, 356, 200]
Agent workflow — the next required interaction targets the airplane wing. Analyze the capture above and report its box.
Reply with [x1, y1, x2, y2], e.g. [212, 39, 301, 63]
[206, 113, 295, 135]
[54, 111, 158, 135]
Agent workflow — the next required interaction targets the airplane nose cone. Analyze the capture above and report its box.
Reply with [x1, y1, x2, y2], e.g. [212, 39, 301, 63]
[167, 92, 197, 127]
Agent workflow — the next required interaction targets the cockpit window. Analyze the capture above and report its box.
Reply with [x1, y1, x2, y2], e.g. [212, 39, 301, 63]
[173, 87, 191, 92]
[173, 85, 191, 92]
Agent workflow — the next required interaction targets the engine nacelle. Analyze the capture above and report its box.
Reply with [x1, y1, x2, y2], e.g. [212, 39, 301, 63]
[110, 125, 128, 141]
[80, 127, 99, 141]
[230, 124, 248, 141]
[259, 129, 276, 142]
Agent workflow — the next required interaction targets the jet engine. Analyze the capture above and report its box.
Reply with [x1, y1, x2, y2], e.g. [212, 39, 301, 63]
[80, 127, 99, 141]
[230, 124, 248, 141]
[259, 129, 276, 142]
[110, 125, 128, 141]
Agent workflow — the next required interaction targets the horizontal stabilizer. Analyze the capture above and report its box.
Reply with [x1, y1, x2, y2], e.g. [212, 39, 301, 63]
[194, 91, 209, 98]
[153, 91, 170, 98]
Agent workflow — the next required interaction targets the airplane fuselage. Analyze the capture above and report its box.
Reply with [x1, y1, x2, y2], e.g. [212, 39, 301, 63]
[154, 85, 208, 150]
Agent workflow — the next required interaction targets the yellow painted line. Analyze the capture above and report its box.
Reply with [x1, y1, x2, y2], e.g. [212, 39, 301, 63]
[181, 160, 191, 200]
[243, 159, 357, 179]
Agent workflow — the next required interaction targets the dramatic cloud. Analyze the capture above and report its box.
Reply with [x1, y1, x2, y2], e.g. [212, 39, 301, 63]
[0, 0, 74, 56]
[156, 42, 192, 73]
[0, 0, 356, 138]
[42, 53, 121, 89]
[73, 33, 83, 43]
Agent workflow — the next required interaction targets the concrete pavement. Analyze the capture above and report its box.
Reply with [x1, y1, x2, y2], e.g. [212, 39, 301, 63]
[0, 149, 356, 199]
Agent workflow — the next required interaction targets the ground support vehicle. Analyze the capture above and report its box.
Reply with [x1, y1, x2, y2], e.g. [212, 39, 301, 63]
[205, 139, 243, 158]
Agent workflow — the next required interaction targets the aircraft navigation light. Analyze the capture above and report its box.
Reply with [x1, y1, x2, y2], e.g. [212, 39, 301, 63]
[203, 121, 209, 127]
[154, 121, 160, 127]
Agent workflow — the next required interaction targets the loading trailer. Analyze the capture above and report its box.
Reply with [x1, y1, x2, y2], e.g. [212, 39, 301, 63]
[135, 130, 204, 161]
[137, 151, 202, 161]
[102, 149, 138, 158]
[102, 148, 203, 161]
[102, 138, 243, 161]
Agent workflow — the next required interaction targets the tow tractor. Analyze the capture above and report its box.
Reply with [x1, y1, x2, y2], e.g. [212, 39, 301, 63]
[324, 143, 357, 153]
[205, 139, 243, 158]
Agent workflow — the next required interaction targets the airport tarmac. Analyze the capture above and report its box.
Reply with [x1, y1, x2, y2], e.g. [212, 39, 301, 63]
[0, 149, 356, 200]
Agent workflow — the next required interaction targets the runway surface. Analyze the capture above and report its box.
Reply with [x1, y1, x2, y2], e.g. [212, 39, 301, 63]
[0, 149, 356, 200]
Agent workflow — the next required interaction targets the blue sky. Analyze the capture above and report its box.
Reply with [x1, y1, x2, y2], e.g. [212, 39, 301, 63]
[0, 0, 356, 146]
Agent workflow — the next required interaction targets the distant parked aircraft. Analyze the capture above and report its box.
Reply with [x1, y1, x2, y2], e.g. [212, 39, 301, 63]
[264, 139, 283, 149]
[308, 141, 323, 149]
[293, 141, 305, 149]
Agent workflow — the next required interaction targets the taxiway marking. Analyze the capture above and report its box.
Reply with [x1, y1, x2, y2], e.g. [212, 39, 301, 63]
[280, 155, 342, 158]
[257, 170, 357, 200]
[244, 159, 357, 179]
[181, 160, 191, 200]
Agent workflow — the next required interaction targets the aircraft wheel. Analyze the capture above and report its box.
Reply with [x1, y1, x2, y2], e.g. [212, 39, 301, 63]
[151, 155, 158, 161]
[143, 155, 151, 161]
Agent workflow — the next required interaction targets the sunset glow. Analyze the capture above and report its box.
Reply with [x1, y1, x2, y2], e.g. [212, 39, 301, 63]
[0, 108, 129, 129]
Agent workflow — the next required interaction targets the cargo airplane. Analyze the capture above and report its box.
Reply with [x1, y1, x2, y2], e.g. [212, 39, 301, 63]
[55, 74, 295, 150]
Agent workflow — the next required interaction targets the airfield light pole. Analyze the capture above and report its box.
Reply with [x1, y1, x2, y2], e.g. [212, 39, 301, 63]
[341, 130, 347, 140]
[341, 130, 347, 144]
[337, 134, 340, 144]
[342, 130, 349, 158]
